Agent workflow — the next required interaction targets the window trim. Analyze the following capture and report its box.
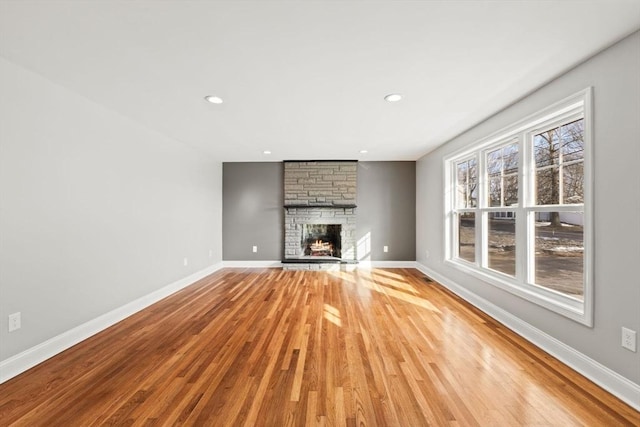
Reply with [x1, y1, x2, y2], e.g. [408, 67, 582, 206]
[444, 88, 593, 326]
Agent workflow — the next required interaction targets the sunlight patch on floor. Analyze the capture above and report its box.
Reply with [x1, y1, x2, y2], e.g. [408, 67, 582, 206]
[361, 279, 441, 313]
[323, 303, 342, 327]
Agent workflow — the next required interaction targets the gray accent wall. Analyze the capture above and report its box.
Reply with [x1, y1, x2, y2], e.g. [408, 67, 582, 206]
[0, 57, 223, 362]
[223, 162, 284, 260]
[222, 161, 416, 261]
[357, 162, 416, 261]
[416, 31, 640, 384]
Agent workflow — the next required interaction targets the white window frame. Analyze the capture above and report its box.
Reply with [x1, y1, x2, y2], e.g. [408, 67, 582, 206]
[444, 88, 593, 326]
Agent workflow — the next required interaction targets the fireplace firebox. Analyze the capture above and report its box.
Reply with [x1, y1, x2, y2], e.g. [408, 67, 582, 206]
[301, 224, 341, 258]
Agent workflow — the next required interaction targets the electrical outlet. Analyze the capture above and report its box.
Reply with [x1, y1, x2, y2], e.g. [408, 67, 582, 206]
[622, 327, 637, 352]
[8, 312, 21, 332]
[425, 250, 430, 258]
[183, 257, 188, 266]
[383, 246, 388, 253]
[252, 246, 258, 253]
[209, 249, 213, 258]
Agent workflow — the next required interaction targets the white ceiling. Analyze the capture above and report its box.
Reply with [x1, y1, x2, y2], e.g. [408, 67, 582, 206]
[1, 1, 639, 162]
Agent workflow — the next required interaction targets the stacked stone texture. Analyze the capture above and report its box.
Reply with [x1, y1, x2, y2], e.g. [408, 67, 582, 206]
[284, 161, 357, 206]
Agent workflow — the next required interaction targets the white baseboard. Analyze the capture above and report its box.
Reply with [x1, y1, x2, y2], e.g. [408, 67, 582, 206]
[222, 260, 418, 269]
[167, 260, 417, 270]
[358, 260, 418, 269]
[0, 262, 223, 384]
[222, 260, 283, 268]
[415, 262, 640, 412]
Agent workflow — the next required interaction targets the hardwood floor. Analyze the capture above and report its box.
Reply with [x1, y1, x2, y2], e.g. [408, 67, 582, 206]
[0, 268, 637, 426]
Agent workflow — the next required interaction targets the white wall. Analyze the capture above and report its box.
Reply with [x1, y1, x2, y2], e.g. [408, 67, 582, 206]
[417, 31, 640, 384]
[0, 57, 223, 362]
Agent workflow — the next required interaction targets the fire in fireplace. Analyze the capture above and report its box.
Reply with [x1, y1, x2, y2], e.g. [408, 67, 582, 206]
[301, 224, 341, 258]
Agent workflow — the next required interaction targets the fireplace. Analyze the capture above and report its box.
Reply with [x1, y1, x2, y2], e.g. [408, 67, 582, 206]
[301, 224, 341, 258]
[283, 161, 357, 268]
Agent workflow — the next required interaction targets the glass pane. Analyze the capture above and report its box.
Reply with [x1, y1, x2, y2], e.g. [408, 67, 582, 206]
[486, 143, 519, 208]
[534, 119, 584, 207]
[534, 130, 560, 167]
[561, 120, 584, 162]
[503, 143, 519, 174]
[468, 158, 477, 178]
[504, 175, 518, 206]
[487, 149, 502, 175]
[489, 176, 501, 207]
[488, 212, 516, 277]
[456, 162, 468, 208]
[504, 143, 518, 206]
[458, 213, 475, 263]
[469, 184, 478, 208]
[536, 167, 559, 205]
[457, 162, 467, 184]
[457, 159, 477, 208]
[468, 159, 478, 208]
[563, 163, 584, 204]
[534, 213, 584, 300]
[456, 184, 466, 209]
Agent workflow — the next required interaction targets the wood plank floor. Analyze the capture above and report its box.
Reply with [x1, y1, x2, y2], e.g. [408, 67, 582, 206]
[0, 268, 638, 426]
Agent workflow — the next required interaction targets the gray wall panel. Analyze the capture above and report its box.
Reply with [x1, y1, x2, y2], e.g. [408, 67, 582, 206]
[222, 162, 284, 260]
[222, 161, 416, 261]
[357, 162, 416, 261]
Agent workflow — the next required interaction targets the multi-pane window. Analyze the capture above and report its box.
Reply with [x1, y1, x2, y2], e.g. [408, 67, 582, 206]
[445, 89, 592, 325]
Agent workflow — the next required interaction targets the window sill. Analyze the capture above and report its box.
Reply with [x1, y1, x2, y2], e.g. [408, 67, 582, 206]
[445, 259, 591, 326]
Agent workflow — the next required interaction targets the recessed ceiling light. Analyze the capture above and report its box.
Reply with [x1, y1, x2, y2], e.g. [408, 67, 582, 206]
[204, 95, 223, 104]
[359, 150, 368, 154]
[384, 93, 402, 102]
[263, 150, 272, 155]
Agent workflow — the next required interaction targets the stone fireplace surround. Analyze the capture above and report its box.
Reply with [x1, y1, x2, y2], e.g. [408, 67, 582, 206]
[283, 161, 357, 269]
